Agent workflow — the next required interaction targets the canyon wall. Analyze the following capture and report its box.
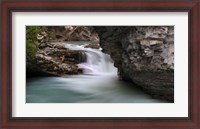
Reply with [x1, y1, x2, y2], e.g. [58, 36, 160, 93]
[94, 26, 174, 102]
[26, 26, 174, 102]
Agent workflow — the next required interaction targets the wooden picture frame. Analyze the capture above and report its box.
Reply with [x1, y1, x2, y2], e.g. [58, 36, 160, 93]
[0, 0, 199, 128]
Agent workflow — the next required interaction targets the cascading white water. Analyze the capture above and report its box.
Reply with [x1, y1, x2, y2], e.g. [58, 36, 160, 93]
[26, 41, 167, 103]
[65, 42, 117, 75]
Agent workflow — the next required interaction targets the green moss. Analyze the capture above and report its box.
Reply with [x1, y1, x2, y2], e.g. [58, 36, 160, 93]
[26, 26, 42, 40]
[26, 26, 42, 61]
[26, 39, 37, 60]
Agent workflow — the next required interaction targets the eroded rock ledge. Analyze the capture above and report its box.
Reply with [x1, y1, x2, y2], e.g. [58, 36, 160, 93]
[94, 26, 174, 102]
[26, 26, 98, 77]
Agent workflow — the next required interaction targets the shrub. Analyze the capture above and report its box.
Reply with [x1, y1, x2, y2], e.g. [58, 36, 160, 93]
[26, 26, 42, 61]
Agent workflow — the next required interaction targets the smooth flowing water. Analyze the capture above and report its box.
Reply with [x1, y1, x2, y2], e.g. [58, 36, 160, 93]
[26, 42, 166, 103]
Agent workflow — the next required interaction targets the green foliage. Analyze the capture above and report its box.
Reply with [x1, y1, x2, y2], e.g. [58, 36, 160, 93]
[26, 26, 42, 61]
[26, 39, 37, 60]
[26, 26, 42, 40]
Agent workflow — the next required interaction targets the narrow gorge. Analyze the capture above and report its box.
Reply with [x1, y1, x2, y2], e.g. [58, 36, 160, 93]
[26, 26, 174, 103]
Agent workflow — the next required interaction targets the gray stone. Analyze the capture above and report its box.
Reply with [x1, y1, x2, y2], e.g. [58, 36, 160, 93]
[94, 26, 174, 102]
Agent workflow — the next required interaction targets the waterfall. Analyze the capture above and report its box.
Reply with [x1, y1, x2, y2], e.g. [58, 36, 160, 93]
[27, 41, 167, 103]
[65, 42, 117, 75]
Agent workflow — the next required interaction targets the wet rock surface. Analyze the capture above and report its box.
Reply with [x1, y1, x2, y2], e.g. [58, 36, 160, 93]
[84, 43, 100, 49]
[26, 26, 98, 77]
[94, 26, 174, 102]
[27, 42, 85, 77]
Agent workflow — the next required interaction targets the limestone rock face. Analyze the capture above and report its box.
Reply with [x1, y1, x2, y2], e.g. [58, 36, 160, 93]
[26, 42, 85, 77]
[26, 26, 99, 77]
[43, 26, 99, 42]
[94, 26, 174, 102]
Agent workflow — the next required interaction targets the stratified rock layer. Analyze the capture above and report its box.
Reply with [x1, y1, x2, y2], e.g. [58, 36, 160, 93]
[26, 26, 98, 77]
[26, 42, 85, 77]
[94, 26, 174, 102]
